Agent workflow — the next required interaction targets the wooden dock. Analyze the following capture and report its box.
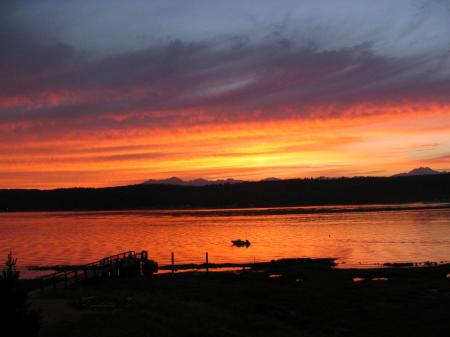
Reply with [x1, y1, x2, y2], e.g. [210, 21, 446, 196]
[31, 250, 152, 293]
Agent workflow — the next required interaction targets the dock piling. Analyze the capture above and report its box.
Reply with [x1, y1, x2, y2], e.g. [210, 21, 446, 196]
[171, 252, 175, 273]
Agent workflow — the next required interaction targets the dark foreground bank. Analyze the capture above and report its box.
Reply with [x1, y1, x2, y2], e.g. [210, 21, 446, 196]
[31, 259, 450, 337]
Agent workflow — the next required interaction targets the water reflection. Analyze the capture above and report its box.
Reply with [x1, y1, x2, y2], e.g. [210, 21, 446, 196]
[0, 204, 449, 278]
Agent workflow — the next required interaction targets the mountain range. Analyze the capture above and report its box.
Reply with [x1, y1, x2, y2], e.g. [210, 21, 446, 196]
[143, 177, 245, 186]
[142, 168, 443, 186]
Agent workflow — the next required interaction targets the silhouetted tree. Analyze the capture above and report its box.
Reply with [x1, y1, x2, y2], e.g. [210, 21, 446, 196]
[2, 251, 19, 285]
[0, 174, 448, 211]
[0, 251, 40, 337]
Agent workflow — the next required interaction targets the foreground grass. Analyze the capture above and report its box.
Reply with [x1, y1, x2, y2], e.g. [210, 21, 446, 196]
[34, 262, 450, 337]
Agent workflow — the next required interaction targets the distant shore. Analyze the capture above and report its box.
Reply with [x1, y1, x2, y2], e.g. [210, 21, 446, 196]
[1, 174, 449, 212]
[2, 201, 450, 217]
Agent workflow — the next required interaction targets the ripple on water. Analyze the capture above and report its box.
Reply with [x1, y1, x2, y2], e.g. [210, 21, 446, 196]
[0, 205, 449, 278]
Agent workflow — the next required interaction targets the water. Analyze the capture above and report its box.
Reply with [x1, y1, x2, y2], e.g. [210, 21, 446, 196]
[0, 203, 449, 278]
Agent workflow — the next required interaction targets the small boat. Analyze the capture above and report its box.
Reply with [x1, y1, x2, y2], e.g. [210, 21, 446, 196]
[231, 239, 251, 248]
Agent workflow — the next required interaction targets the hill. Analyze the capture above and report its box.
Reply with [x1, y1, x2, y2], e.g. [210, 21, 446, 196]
[392, 167, 442, 177]
[143, 177, 244, 186]
[0, 174, 449, 212]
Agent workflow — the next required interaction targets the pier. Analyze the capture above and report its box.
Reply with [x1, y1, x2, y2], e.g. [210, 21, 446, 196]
[32, 250, 154, 292]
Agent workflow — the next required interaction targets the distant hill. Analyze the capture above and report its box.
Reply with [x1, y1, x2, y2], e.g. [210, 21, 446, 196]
[261, 177, 280, 182]
[1, 174, 449, 212]
[393, 167, 442, 177]
[143, 177, 244, 186]
[145, 170, 445, 185]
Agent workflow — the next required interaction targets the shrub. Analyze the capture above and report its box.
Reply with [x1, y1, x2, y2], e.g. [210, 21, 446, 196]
[0, 251, 41, 337]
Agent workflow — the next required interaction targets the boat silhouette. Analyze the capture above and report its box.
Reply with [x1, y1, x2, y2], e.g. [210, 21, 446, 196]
[231, 239, 251, 248]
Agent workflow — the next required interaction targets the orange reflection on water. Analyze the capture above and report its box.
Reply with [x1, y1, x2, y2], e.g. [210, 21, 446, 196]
[0, 204, 449, 278]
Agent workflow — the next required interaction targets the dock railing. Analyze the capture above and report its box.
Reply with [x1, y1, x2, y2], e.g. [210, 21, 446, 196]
[33, 250, 148, 292]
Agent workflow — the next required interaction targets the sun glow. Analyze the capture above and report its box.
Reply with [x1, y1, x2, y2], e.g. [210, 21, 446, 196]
[0, 103, 449, 189]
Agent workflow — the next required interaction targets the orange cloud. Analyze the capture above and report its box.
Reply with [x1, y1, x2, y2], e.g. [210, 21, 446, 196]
[0, 102, 449, 189]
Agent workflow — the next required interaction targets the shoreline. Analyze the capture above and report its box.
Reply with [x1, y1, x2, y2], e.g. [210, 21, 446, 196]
[23, 257, 450, 280]
[30, 258, 450, 337]
[2, 200, 450, 216]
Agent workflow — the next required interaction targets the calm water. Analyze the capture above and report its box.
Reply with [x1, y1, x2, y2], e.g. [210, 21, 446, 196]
[1, 203, 449, 278]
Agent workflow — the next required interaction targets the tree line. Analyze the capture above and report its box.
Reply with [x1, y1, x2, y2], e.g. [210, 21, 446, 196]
[0, 174, 449, 212]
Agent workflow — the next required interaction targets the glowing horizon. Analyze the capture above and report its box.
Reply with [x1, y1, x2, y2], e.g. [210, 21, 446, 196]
[1, 1, 449, 189]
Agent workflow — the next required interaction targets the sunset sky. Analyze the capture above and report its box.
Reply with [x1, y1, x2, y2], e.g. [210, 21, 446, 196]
[1, 0, 449, 189]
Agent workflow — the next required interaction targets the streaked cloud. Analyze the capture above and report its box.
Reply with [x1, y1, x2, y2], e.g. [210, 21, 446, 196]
[0, 0, 449, 188]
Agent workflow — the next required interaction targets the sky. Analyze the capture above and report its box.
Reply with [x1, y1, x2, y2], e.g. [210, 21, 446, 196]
[1, 0, 449, 189]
